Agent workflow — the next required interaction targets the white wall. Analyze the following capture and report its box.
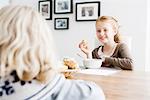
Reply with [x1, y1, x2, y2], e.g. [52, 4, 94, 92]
[0, 0, 10, 8]
[10, 0, 149, 71]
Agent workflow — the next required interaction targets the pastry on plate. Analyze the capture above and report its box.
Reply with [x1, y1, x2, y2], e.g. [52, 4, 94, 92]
[62, 58, 79, 79]
[63, 58, 79, 69]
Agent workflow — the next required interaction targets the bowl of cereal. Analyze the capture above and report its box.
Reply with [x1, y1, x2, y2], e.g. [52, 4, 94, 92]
[83, 59, 102, 69]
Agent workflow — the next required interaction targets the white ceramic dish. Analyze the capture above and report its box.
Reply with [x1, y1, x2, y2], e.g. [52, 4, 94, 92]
[83, 59, 102, 69]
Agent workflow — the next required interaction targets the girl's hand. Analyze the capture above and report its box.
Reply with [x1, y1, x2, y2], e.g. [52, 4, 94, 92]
[79, 40, 90, 56]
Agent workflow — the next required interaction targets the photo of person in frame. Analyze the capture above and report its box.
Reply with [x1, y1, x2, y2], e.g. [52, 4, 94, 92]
[41, 4, 49, 16]
[57, 1, 69, 11]
[81, 6, 94, 17]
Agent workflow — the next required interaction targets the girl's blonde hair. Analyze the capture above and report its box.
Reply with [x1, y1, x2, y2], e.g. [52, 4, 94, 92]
[96, 16, 121, 43]
[0, 5, 56, 83]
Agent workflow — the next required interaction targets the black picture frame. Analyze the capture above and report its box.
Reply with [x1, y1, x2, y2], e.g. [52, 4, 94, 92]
[38, 0, 52, 20]
[54, 0, 73, 14]
[76, 1, 100, 21]
[54, 18, 69, 30]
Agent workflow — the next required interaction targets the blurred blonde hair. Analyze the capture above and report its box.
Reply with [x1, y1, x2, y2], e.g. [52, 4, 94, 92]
[96, 16, 122, 43]
[0, 5, 56, 83]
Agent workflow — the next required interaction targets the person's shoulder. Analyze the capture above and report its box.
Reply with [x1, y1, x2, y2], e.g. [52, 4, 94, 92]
[117, 43, 129, 51]
[117, 42, 128, 48]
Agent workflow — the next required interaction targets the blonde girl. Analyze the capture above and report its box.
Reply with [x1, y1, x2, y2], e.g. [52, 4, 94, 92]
[79, 16, 133, 70]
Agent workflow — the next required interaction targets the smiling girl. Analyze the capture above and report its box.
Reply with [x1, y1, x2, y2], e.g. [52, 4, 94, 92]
[79, 16, 133, 70]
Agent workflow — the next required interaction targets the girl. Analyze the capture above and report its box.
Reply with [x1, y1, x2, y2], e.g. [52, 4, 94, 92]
[79, 16, 133, 70]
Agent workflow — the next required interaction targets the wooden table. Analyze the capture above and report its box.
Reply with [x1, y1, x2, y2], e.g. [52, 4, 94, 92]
[73, 71, 150, 100]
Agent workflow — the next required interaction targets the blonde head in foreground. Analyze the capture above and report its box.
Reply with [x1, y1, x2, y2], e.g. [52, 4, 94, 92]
[0, 5, 55, 83]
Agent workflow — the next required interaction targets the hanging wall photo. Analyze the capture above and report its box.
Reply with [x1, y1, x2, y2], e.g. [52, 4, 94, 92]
[54, 0, 73, 14]
[76, 1, 100, 21]
[54, 18, 69, 30]
[38, 0, 52, 20]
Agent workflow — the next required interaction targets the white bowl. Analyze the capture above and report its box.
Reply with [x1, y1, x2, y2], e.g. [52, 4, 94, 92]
[83, 59, 102, 69]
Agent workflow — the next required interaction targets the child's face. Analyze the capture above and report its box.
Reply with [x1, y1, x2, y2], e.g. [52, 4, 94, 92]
[96, 21, 116, 44]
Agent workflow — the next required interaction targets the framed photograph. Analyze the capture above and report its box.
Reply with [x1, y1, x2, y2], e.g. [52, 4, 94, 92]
[76, 1, 100, 21]
[54, 18, 69, 30]
[38, 0, 52, 20]
[54, 0, 73, 14]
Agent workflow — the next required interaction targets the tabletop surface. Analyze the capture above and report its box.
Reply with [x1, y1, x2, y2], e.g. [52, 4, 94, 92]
[73, 70, 150, 100]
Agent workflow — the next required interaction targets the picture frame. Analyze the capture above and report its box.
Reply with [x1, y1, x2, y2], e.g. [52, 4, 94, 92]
[54, 0, 73, 14]
[54, 18, 69, 30]
[38, 0, 52, 20]
[76, 1, 100, 21]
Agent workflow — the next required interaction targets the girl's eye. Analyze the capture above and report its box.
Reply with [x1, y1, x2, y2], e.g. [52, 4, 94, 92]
[104, 29, 107, 32]
[97, 30, 101, 33]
